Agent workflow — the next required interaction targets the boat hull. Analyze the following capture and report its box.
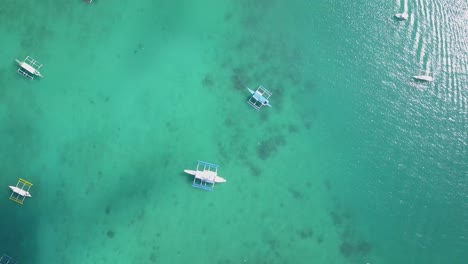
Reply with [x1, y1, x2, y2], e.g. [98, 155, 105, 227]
[184, 170, 227, 183]
[394, 13, 408, 20]
[9, 186, 32, 197]
[413, 75, 434, 82]
[184, 170, 196, 176]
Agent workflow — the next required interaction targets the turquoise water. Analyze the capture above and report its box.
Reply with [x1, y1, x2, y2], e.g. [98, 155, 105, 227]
[1, 0, 467, 263]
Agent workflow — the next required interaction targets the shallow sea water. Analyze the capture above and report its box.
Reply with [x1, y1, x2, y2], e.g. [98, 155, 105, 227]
[0, 0, 466, 263]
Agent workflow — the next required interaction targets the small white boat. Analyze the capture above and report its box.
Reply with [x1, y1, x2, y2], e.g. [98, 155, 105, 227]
[184, 170, 227, 183]
[413, 75, 434, 82]
[248, 88, 271, 108]
[394, 13, 409, 20]
[247, 86, 272, 110]
[16, 60, 43, 78]
[16, 56, 43, 80]
[9, 186, 32, 197]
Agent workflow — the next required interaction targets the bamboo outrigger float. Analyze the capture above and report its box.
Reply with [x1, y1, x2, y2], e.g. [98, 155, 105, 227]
[0, 254, 17, 264]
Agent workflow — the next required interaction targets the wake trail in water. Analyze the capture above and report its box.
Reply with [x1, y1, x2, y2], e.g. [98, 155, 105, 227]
[430, 2, 468, 110]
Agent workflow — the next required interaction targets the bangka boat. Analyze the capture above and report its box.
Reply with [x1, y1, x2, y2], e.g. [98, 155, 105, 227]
[394, 13, 409, 20]
[9, 178, 33, 205]
[15, 56, 43, 79]
[413, 75, 434, 82]
[247, 86, 272, 110]
[184, 161, 226, 191]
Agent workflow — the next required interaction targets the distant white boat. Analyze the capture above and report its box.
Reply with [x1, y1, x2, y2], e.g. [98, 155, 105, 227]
[394, 13, 409, 20]
[413, 75, 434, 82]
[9, 186, 32, 197]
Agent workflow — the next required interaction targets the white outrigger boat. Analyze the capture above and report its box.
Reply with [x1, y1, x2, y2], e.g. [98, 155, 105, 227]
[9, 178, 33, 205]
[413, 75, 434, 82]
[394, 13, 409, 20]
[247, 85, 272, 110]
[15, 56, 43, 79]
[184, 161, 226, 191]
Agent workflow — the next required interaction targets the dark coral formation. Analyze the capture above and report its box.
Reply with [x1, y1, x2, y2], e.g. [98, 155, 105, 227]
[288, 188, 303, 199]
[288, 124, 299, 134]
[256, 135, 286, 160]
[340, 240, 372, 258]
[106, 230, 115, 239]
[202, 74, 215, 87]
[316, 235, 324, 244]
[329, 211, 343, 226]
[297, 228, 314, 240]
[340, 241, 354, 257]
[104, 205, 111, 215]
